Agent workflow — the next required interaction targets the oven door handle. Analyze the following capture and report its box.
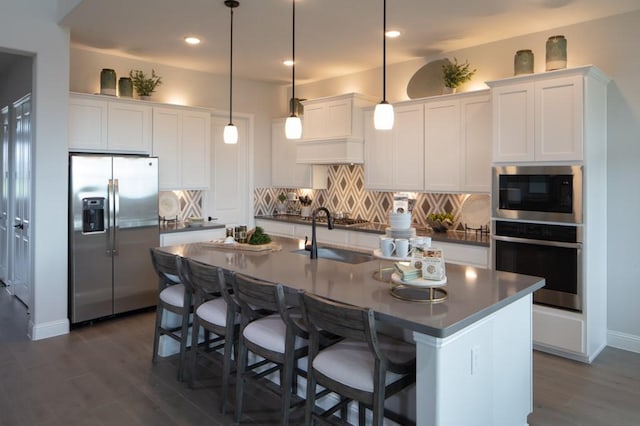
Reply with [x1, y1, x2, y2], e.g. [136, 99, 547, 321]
[493, 235, 582, 249]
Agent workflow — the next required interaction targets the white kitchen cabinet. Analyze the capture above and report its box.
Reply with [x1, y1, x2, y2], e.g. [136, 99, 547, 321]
[271, 119, 328, 189]
[364, 102, 424, 191]
[68, 92, 152, 154]
[160, 228, 225, 246]
[430, 240, 489, 268]
[488, 67, 601, 163]
[152, 106, 211, 190]
[424, 91, 491, 193]
[297, 93, 376, 164]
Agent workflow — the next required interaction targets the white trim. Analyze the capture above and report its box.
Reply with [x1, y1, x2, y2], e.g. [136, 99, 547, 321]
[607, 330, 640, 354]
[29, 318, 69, 340]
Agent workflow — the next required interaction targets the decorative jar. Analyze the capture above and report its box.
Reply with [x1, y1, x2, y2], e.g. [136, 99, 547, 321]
[514, 50, 534, 75]
[546, 35, 567, 71]
[118, 77, 133, 97]
[100, 68, 116, 96]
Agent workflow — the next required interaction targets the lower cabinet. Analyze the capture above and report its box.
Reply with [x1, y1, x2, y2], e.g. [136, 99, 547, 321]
[430, 240, 489, 268]
[160, 228, 225, 246]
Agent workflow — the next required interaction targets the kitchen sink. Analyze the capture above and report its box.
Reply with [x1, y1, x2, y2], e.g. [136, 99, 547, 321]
[291, 247, 374, 264]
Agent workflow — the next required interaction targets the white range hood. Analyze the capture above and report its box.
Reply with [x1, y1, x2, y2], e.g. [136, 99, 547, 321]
[295, 93, 376, 164]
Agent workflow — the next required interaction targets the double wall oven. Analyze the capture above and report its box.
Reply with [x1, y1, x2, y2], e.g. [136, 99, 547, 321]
[492, 165, 583, 312]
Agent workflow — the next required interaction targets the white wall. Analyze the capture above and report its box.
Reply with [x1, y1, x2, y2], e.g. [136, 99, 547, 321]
[69, 47, 282, 188]
[0, 0, 71, 339]
[293, 11, 640, 352]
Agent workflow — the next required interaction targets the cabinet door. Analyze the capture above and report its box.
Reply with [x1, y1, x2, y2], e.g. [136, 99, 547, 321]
[424, 100, 460, 192]
[152, 107, 181, 189]
[68, 96, 108, 151]
[272, 119, 313, 187]
[393, 103, 424, 191]
[301, 102, 326, 140]
[460, 95, 491, 193]
[492, 83, 535, 162]
[107, 101, 152, 153]
[535, 75, 583, 161]
[364, 110, 393, 190]
[325, 98, 352, 138]
[181, 109, 211, 188]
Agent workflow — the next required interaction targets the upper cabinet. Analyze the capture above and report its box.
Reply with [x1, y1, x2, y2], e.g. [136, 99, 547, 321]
[152, 106, 211, 190]
[488, 66, 609, 163]
[364, 102, 424, 191]
[296, 93, 376, 164]
[69, 92, 152, 154]
[272, 119, 328, 189]
[424, 92, 491, 193]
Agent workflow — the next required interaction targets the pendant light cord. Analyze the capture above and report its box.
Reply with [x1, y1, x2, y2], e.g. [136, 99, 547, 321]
[229, 4, 234, 125]
[291, 0, 296, 115]
[382, 0, 387, 103]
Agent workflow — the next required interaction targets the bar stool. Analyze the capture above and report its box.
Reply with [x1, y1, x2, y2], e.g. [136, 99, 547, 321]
[301, 291, 417, 426]
[149, 248, 193, 381]
[182, 258, 240, 414]
[232, 273, 309, 425]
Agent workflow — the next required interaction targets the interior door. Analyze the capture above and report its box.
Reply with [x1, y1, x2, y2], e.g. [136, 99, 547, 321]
[11, 95, 31, 306]
[0, 107, 8, 283]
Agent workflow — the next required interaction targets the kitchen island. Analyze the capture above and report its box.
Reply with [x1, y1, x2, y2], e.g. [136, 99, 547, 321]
[160, 237, 544, 425]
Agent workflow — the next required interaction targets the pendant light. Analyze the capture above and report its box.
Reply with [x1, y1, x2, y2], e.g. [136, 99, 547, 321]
[374, 0, 394, 130]
[285, 0, 302, 140]
[223, 0, 239, 144]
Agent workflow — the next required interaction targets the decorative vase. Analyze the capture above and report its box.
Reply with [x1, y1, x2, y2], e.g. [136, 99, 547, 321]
[300, 206, 312, 217]
[442, 86, 456, 95]
[546, 35, 567, 71]
[100, 68, 116, 96]
[277, 202, 286, 215]
[139, 95, 151, 101]
[514, 50, 534, 75]
[118, 77, 133, 97]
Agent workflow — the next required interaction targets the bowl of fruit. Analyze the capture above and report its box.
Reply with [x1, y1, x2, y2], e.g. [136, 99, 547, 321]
[427, 213, 454, 232]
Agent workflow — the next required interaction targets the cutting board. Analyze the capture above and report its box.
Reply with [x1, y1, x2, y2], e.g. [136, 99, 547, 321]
[200, 240, 282, 252]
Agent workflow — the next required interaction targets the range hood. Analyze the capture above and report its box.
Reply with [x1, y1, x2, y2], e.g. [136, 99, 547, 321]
[296, 137, 364, 164]
[295, 93, 375, 164]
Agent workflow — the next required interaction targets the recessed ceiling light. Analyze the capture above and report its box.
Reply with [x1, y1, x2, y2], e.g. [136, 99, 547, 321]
[184, 36, 201, 45]
[283, 59, 294, 66]
[385, 30, 401, 38]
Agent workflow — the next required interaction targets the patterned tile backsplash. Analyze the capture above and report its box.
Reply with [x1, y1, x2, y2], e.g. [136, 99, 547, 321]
[254, 165, 490, 231]
[159, 190, 203, 221]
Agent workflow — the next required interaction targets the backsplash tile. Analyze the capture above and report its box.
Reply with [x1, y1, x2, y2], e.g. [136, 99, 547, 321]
[159, 190, 203, 221]
[254, 165, 490, 231]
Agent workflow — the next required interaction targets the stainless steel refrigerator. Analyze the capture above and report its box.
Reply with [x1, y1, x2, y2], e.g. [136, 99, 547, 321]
[69, 154, 159, 324]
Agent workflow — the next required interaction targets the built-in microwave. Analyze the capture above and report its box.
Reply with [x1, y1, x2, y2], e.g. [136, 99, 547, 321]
[492, 165, 583, 224]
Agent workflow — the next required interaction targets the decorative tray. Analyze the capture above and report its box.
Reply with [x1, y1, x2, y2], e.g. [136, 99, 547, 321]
[200, 240, 282, 252]
[391, 272, 447, 288]
[372, 248, 413, 261]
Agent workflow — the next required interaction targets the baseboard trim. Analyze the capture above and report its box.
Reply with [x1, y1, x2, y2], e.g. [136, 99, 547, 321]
[607, 330, 640, 354]
[29, 318, 70, 340]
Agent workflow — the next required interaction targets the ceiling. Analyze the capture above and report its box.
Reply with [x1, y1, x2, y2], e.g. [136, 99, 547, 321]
[60, 0, 640, 85]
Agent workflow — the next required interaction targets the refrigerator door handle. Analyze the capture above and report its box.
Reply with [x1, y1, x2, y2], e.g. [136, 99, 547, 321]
[113, 178, 120, 255]
[107, 179, 114, 256]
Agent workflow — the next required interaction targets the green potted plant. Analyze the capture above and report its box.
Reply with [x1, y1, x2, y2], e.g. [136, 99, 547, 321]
[276, 192, 287, 215]
[299, 195, 313, 217]
[442, 58, 476, 94]
[129, 69, 163, 99]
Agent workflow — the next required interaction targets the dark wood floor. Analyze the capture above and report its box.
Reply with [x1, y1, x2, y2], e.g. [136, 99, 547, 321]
[1, 287, 639, 425]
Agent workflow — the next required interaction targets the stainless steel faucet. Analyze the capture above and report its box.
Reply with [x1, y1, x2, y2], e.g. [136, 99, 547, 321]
[309, 207, 333, 259]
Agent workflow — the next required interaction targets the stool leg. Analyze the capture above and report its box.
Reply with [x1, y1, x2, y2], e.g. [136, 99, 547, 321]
[152, 304, 163, 363]
[234, 337, 248, 424]
[220, 330, 234, 414]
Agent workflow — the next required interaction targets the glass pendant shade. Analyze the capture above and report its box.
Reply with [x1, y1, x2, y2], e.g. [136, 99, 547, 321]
[285, 115, 302, 139]
[223, 124, 238, 144]
[374, 102, 394, 130]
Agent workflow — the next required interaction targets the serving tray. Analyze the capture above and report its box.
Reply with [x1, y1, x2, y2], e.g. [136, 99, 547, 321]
[200, 240, 282, 252]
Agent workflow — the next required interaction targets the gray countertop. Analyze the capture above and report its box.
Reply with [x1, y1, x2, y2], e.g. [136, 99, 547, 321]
[255, 215, 490, 247]
[160, 236, 543, 338]
[160, 221, 225, 234]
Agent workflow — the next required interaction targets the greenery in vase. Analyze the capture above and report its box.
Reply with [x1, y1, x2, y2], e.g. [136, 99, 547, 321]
[129, 69, 163, 96]
[442, 58, 476, 89]
[299, 195, 312, 206]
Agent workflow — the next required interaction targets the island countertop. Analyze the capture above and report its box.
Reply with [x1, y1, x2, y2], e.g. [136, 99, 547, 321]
[159, 236, 544, 338]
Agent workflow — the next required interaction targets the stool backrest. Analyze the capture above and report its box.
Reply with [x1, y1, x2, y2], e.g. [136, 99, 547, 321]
[150, 248, 180, 290]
